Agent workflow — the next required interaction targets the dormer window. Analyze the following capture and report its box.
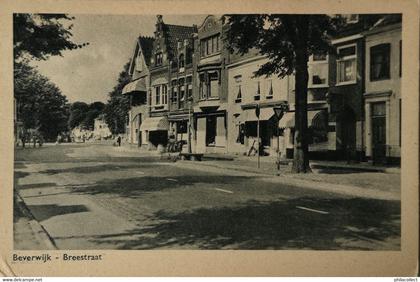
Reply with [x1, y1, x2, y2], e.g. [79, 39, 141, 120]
[155, 52, 163, 65]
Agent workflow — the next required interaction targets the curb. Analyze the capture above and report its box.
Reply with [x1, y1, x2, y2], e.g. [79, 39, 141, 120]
[14, 192, 57, 250]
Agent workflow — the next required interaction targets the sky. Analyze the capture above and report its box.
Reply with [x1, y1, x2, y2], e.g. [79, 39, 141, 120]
[31, 14, 207, 104]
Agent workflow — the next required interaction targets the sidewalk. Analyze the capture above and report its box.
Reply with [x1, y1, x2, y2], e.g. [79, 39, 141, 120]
[14, 193, 57, 250]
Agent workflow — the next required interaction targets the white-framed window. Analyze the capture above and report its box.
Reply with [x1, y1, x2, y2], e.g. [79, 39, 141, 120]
[309, 54, 329, 87]
[154, 84, 168, 106]
[336, 44, 357, 85]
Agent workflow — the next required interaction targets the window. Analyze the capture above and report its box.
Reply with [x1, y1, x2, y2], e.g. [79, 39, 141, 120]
[235, 85, 242, 103]
[337, 44, 357, 84]
[186, 76, 193, 100]
[266, 80, 274, 98]
[171, 80, 177, 104]
[254, 81, 261, 101]
[162, 84, 168, 105]
[155, 85, 161, 105]
[179, 54, 185, 69]
[199, 74, 206, 100]
[309, 54, 328, 87]
[208, 71, 219, 98]
[155, 52, 163, 65]
[200, 34, 221, 57]
[370, 43, 390, 81]
[179, 78, 185, 109]
[186, 48, 193, 65]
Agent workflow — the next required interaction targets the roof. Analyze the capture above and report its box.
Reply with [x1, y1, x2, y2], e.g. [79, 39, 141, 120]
[138, 36, 154, 66]
[367, 14, 402, 33]
[163, 24, 197, 57]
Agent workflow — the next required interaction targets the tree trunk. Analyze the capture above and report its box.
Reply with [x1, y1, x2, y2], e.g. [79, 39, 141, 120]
[292, 16, 311, 173]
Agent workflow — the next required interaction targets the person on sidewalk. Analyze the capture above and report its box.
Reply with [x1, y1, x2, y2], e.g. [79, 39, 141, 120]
[117, 135, 121, 147]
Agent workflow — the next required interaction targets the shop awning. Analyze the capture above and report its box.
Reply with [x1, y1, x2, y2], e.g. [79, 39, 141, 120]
[245, 108, 275, 122]
[122, 78, 147, 95]
[140, 117, 169, 131]
[278, 110, 327, 129]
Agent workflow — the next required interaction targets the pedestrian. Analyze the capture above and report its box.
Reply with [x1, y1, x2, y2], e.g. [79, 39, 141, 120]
[117, 135, 121, 147]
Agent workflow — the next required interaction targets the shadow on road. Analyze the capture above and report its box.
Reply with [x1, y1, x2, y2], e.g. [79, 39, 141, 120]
[90, 197, 400, 250]
[69, 175, 257, 198]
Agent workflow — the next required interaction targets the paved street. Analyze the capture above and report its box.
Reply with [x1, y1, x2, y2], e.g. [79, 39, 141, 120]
[14, 143, 401, 250]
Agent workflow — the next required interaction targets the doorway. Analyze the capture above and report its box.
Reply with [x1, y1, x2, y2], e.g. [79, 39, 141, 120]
[371, 102, 387, 164]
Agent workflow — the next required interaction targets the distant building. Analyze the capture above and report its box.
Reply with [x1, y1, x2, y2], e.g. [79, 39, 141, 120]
[93, 114, 112, 140]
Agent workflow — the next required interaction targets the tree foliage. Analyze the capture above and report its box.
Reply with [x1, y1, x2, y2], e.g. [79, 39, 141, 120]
[13, 13, 88, 61]
[68, 101, 105, 130]
[104, 62, 131, 135]
[14, 62, 69, 141]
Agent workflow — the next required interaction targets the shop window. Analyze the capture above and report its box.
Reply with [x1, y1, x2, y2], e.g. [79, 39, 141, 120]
[177, 120, 188, 134]
[206, 116, 217, 146]
[370, 43, 390, 81]
[254, 81, 261, 101]
[337, 44, 357, 84]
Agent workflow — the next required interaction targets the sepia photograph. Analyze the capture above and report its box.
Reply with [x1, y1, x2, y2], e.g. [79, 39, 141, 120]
[12, 12, 402, 251]
[1, 0, 418, 277]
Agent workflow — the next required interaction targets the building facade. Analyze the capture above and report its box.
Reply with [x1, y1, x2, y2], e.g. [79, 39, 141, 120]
[123, 36, 154, 147]
[363, 16, 402, 164]
[226, 50, 290, 157]
[193, 15, 228, 154]
[142, 15, 196, 150]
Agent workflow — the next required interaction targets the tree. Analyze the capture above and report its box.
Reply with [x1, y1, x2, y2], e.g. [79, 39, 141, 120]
[13, 13, 88, 61]
[68, 102, 89, 129]
[68, 101, 105, 130]
[14, 62, 69, 141]
[104, 62, 131, 135]
[223, 15, 342, 173]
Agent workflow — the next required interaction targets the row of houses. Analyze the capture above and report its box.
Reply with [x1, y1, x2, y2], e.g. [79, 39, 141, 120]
[122, 14, 402, 164]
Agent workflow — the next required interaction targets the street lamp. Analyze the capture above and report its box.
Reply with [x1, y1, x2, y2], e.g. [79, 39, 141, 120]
[273, 103, 289, 175]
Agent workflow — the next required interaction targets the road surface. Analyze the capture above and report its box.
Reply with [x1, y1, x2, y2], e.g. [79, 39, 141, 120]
[14, 143, 401, 250]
